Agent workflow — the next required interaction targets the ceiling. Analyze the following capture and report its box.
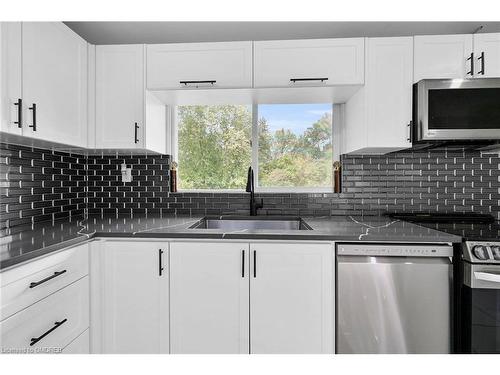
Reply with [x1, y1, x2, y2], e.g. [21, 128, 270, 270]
[64, 21, 500, 45]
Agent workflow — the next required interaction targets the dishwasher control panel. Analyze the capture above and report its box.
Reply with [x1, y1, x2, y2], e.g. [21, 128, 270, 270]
[337, 244, 454, 257]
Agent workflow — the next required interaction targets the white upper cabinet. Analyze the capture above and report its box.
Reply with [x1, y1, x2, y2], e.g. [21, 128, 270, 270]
[344, 37, 413, 154]
[22, 22, 88, 147]
[413, 33, 500, 80]
[169, 242, 249, 354]
[146, 42, 253, 89]
[253, 38, 365, 88]
[96, 45, 144, 149]
[249, 242, 334, 354]
[473, 33, 500, 78]
[95, 44, 166, 152]
[414, 34, 473, 81]
[0, 22, 22, 136]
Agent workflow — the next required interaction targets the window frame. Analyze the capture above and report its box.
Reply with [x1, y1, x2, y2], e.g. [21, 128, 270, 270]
[170, 103, 341, 193]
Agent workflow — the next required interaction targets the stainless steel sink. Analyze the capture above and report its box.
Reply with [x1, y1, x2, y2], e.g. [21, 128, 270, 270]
[189, 216, 312, 231]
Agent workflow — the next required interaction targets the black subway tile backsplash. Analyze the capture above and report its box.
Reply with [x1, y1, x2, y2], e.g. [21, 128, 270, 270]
[0, 143, 87, 236]
[1, 142, 499, 236]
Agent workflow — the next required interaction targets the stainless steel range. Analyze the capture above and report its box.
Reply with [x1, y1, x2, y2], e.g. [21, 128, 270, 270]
[389, 212, 500, 353]
[461, 241, 500, 353]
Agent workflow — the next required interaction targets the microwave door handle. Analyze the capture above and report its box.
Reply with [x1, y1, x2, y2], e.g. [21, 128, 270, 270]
[474, 271, 500, 284]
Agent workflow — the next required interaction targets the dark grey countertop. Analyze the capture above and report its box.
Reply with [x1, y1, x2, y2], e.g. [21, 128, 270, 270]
[0, 215, 462, 270]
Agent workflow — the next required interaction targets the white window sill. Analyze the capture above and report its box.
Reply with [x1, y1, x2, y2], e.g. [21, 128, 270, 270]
[174, 188, 334, 194]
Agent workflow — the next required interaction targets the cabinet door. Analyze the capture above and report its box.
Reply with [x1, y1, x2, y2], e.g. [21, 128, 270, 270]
[365, 37, 413, 152]
[95, 45, 144, 148]
[0, 22, 22, 135]
[250, 242, 334, 354]
[474, 33, 500, 78]
[147, 42, 252, 89]
[22, 22, 87, 147]
[101, 241, 168, 354]
[170, 241, 249, 354]
[414, 34, 473, 82]
[254, 38, 364, 88]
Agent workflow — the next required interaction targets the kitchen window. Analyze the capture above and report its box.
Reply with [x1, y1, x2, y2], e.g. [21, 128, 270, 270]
[174, 103, 335, 192]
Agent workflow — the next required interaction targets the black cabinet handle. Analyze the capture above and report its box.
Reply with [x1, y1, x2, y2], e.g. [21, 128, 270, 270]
[466, 52, 474, 76]
[159, 249, 164, 276]
[29, 270, 67, 288]
[407, 121, 413, 143]
[290, 77, 328, 83]
[134, 122, 139, 144]
[253, 250, 256, 278]
[241, 250, 245, 278]
[29, 103, 36, 131]
[14, 98, 22, 128]
[179, 80, 216, 86]
[477, 52, 485, 75]
[30, 319, 67, 346]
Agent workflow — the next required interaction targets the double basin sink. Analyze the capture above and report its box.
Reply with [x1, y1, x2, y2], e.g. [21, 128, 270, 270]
[189, 216, 312, 231]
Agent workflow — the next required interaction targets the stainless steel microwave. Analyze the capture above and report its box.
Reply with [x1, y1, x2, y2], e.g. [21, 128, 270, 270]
[413, 78, 500, 142]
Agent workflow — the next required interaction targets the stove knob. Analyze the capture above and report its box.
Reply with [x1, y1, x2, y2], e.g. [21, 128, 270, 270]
[490, 246, 500, 261]
[472, 245, 490, 260]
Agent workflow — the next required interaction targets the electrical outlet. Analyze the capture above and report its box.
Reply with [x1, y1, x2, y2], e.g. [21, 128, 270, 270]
[121, 162, 132, 183]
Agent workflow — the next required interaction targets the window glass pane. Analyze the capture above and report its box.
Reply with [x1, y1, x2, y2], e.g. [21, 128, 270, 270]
[177, 105, 252, 190]
[258, 103, 333, 188]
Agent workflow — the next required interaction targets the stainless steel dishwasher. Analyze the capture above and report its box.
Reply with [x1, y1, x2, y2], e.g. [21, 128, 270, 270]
[337, 244, 453, 354]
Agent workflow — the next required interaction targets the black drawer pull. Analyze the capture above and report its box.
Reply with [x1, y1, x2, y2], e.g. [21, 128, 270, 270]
[159, 249, 164, 276]
[290, 77, 328, 83]
[29, 103, 36, 131]
[30, 319, 67, 346]
[29, 270, 67, 288]
[14, 98, 22, 128]
[180, 80, 216, 86]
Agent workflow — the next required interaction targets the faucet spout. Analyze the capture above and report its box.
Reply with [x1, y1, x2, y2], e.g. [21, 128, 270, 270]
[246, 167, 263, 216]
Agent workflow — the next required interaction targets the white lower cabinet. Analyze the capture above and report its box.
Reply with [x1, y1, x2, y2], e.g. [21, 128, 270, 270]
[0, 276, 89, 353]
[249, 242, 335, 354]
[62, 329, 89, 354]
[90, 239, 334, 354]
[169, 241, 249, 354]
[168, 240, 334, 354]
[1, 243, 89, 321]
[97, 241, 169, 354]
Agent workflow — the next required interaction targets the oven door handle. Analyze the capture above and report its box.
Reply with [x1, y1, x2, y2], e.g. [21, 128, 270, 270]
[474, 271, 500, 284]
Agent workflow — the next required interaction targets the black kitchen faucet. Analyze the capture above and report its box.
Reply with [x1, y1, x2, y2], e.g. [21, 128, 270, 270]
[245, 167, 263, 216]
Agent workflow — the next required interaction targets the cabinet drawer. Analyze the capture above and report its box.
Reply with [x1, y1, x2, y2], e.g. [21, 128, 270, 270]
[1, 243, 89, 320]
[0, 276, 89, 353]
[62, 328, 89, 354]
[147, 41, 253, 89]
